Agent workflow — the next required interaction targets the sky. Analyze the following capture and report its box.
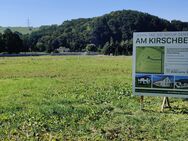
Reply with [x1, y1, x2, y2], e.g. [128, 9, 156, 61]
[0, 0, 188, 27]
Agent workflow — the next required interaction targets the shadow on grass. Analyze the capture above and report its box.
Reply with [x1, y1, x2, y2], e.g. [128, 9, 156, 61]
[140, 106, 188, 115]
[170, 106, 188, 114]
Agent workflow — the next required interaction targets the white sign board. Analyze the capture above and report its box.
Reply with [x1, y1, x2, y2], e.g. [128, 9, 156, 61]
[133, 32, 188, 98]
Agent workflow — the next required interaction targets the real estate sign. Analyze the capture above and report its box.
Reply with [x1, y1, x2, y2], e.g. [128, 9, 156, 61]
[133, 32, 188, 98]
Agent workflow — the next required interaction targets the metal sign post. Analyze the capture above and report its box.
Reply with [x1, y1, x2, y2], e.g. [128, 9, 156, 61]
[140, 96, 144, 110]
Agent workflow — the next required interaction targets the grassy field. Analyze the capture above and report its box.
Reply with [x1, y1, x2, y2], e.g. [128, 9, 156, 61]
[136, 46, 164, 74]
[0, 56, 188, 140]
[0, 27, 38, 34]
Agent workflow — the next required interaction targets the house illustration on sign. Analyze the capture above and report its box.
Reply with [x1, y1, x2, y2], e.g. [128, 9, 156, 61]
[175, 79, 188, 89]
[153, 76, 173, 88]
[138, 76, 151, 85]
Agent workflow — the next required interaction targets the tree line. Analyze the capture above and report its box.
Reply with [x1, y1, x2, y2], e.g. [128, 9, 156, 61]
[0, 29, 23, 53]
[1, 10, 188, 55]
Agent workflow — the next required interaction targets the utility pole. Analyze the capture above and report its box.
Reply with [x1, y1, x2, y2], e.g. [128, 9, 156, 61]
[27, 17, 32, 31]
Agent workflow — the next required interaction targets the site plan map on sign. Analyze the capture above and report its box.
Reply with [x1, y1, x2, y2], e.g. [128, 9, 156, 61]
[133, 32, 188, 98]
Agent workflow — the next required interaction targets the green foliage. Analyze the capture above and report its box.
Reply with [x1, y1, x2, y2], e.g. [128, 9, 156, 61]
[171, 20, 188, 31]
[24, 10, 188, 54]
[1, 10, 188, 54]
[0, 33, 5, 52]
[86, 44, 97, 52]
[2, 29, 23, 53]
[0, 56, 187, 140]
[102, 41, 111, 55]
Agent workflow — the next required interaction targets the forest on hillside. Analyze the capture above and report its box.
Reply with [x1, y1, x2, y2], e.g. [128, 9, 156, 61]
[1, 10, 188, 55]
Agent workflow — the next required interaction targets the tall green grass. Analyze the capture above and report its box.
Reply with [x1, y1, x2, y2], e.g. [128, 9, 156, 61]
[0, 27, 38, 34]
[0, 56, 187, 140]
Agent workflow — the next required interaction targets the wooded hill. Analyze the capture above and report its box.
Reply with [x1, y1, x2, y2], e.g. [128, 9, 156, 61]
[1, 10, 188, 54]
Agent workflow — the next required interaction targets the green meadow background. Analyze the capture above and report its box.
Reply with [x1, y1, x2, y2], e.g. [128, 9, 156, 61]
[0, 56, 187, 140]
[136, 47, 164, 74]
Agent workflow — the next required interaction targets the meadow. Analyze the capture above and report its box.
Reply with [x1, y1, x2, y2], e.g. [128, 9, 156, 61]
[0, 56, 187, 140]
[0, 27, 38, 34]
